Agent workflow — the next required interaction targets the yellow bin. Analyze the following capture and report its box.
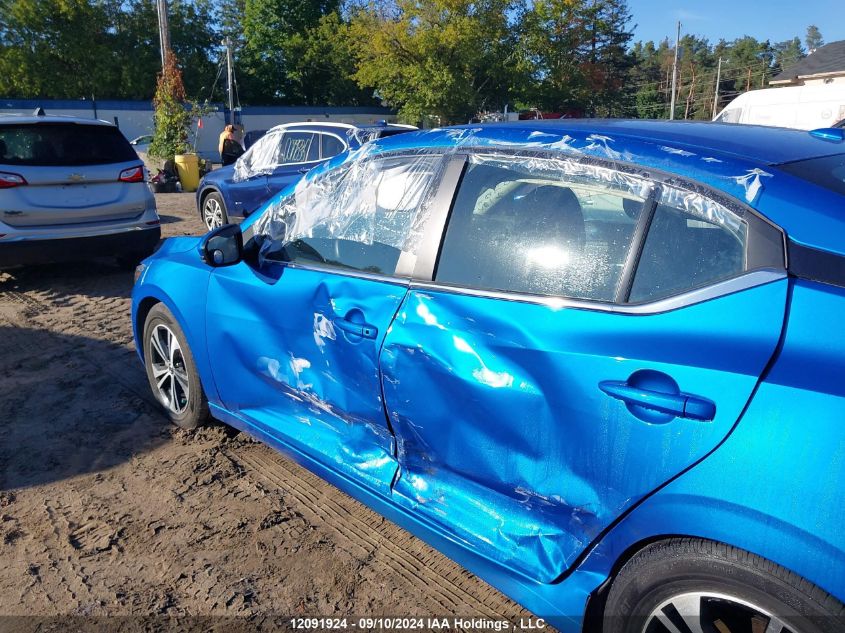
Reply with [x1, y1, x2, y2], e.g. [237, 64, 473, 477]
[174, 153, 200, 192]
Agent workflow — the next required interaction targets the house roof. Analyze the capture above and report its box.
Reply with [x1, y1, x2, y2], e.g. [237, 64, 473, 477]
[772, 40, 845, 83]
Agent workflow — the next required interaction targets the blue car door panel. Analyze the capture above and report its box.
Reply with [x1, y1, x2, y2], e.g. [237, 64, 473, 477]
[205, 263, 405, 494]
[228, 174, 269, 217]
[380, 280, 787, 582]
[377, 152, 788, 583]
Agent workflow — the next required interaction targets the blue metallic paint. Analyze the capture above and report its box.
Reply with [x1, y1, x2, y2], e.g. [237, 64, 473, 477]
[132, 122, 845, 630]
[379, 281, 786, 584]
[578, 279, 845, 608]
[204, 261, 406, 495]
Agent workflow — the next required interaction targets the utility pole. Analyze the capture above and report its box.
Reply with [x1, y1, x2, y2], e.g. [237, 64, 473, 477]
[156, 0, 170, 68]
[669, 21, 681, 120]
[224, 37, 234, 125]
[712, 57, 723, 118]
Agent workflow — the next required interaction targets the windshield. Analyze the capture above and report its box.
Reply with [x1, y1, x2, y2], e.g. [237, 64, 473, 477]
[0, 122, 137, 166]
[778, 153, 845, 196]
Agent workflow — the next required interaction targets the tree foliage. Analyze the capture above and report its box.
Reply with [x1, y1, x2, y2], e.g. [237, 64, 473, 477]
[349, 0, 521, 124]
[805, 25, 824, 51]
[0, 0, 218, 101]
[519, 0, 634, 117]
[0, 0, 826, 124]
[149, 53, 190, 160]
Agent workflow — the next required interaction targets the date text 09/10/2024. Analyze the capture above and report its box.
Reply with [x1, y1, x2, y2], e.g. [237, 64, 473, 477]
[289, 617, 548, 630]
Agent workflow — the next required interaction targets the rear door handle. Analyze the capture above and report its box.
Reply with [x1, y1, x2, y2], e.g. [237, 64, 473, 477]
[599, 378, 716, 422]
[333, 317, 377, 339]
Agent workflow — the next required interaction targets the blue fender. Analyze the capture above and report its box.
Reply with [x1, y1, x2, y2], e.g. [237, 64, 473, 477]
[572, 278, 845, 611]
[131, 237, 220, 405]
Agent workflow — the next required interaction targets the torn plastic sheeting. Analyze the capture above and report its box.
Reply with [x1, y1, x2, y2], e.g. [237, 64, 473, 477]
[233, 130, 281, 182]
[251, 146, 443, 267]
[470, 150, 746, 242]
[659, 184, 747, 241]
[233, 125, 392, 183]
[730, 168, 773, 204]
[468, 153, 656, 201]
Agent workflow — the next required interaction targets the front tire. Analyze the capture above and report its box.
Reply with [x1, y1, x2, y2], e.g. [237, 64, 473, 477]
[142, 303, 209, 430]
[603, 538, 845, 633]
[201, 191, 228, 231]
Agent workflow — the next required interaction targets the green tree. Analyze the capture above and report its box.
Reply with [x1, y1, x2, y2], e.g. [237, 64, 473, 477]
[0, 0, 115, 98]
[805, 25, 823, 51]
[519, 0, 591, 113]
[773, 37, 805, 74]
[240, 0, 339, 103]
[629, 39, 674, 119]
[284, 12, 378, 106]
[519, 0, 634, 117]
[0, 0, 220, 100]
[350, 0, 523, 124]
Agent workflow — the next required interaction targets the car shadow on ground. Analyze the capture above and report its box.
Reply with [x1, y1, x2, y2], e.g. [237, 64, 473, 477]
[0, 260, 135, 300]
[0, 326, 171, 491]
[157, 214, 183, 225]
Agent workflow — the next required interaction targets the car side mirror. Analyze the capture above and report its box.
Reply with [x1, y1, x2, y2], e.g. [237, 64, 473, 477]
[201, 223, 243, 267]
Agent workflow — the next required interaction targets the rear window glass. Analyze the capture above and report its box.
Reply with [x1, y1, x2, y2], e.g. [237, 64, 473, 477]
[778, 154, 845, 196]
[0, 123, 137, 166]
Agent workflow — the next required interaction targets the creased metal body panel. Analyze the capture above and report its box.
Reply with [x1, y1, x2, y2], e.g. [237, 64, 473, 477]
[380, 281, 787, 582]
[205, 262, 405, 494]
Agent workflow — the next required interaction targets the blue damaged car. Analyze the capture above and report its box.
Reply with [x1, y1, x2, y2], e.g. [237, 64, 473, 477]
[132, 120, 845, 633]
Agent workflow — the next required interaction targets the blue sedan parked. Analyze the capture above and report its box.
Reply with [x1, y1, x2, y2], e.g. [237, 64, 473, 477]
[133, 120, 845, 632]
[196, 121, 416, 230]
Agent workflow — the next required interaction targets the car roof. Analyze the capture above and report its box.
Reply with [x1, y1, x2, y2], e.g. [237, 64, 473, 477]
[267, 121, 414, 135]
[0, 114, 114, 126]
[380, 119, 841, 165]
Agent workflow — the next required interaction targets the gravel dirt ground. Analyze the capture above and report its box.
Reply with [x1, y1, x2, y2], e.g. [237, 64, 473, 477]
[0, 193, 533, 632]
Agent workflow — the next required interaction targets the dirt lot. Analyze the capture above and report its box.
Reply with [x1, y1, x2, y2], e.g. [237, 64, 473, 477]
[0, 194, 531, 632]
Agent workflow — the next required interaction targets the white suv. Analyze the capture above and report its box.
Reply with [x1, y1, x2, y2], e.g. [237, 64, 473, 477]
[0, 114, 160, 268]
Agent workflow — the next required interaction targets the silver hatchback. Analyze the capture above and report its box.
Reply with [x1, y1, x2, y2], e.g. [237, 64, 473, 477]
[0, 114, 160, 268]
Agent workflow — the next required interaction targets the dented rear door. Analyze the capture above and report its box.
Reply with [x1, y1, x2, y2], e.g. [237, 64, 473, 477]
[379, 152, 787, 583]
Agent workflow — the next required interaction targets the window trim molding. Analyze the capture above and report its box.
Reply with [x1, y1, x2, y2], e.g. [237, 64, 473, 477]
[410, 268, 787, 315]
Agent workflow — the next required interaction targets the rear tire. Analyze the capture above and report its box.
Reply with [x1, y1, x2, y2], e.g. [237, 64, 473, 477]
[142, 303, 209, 430]
[201, 191, 228, 231]
[602, 538, 845, 633]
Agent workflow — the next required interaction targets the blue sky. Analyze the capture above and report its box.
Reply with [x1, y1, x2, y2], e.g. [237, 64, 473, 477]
[629, 0, 844, 46]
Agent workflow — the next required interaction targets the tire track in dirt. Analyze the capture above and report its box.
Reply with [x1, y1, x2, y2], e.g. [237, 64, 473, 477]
[1, 195, 543, 627]
[229, 444, 533, 623]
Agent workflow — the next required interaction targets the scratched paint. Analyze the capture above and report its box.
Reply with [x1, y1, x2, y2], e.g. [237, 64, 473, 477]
[380, 282, 786, 581]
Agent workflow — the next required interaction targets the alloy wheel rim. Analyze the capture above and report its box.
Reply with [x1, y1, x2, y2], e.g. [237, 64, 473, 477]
[643, 591, 793, 633]
[203, 197, 224, 230]
[149, 324, 189, 414]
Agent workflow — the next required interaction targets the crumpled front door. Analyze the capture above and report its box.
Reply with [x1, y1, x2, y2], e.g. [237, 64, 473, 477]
[206, 261, 406, 495]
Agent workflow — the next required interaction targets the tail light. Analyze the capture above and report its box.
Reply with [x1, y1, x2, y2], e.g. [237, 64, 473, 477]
[0, 172, 27, 189]
[118, 166, 145, 183]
